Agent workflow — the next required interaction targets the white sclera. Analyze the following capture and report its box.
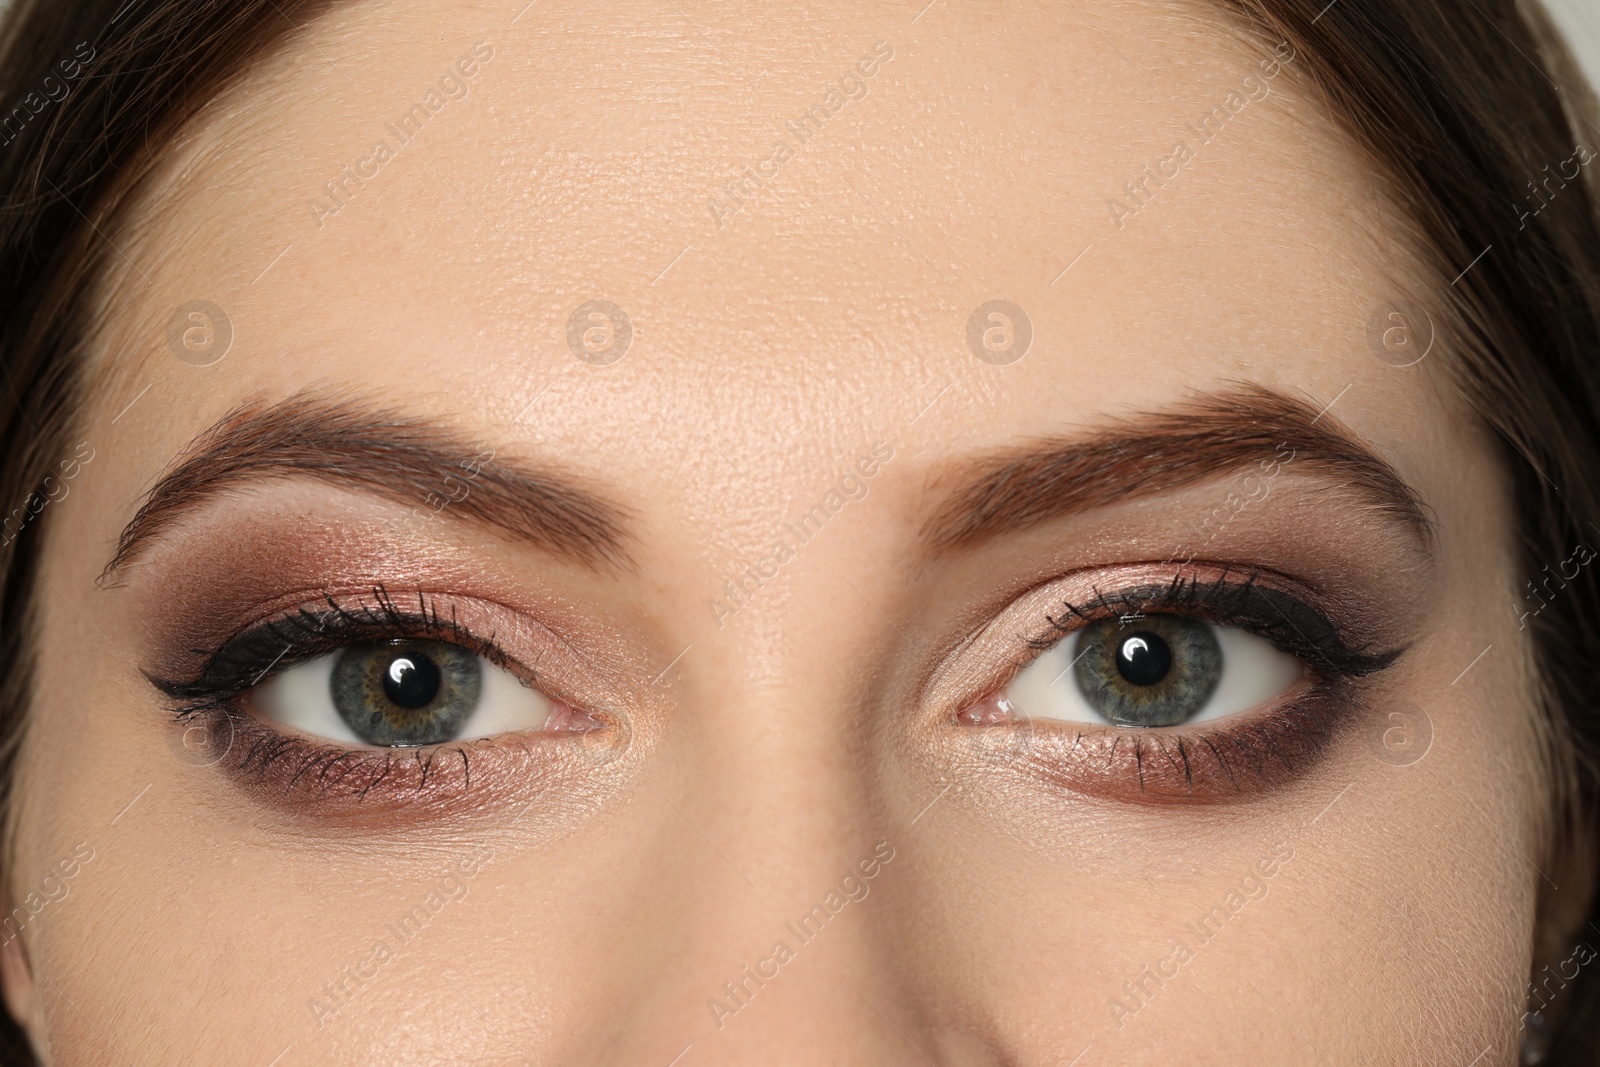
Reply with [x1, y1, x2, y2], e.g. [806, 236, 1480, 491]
[1005, 621, 1303, 726]
[251, 648, 553, 745]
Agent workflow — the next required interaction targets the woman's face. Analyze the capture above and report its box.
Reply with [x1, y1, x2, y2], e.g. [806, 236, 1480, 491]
[2, 0, 1552, 1062]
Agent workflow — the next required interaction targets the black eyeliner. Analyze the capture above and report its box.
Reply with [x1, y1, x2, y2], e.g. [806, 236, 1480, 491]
[147, 583, 500, 707]
[1030, 566, 1404, 682]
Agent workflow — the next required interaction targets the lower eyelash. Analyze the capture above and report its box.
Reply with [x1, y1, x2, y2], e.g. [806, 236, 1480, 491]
[174, 702, 482, 794]
[962, 679, 1360, 804]
[170, 702, 624, 819]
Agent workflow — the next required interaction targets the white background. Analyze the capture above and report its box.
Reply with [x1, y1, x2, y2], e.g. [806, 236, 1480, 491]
[1544, 0, 1600, 101]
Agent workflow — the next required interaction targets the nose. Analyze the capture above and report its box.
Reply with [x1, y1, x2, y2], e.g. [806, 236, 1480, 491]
[603, 668, 928, 1063]
[580, 542, 940, 1065]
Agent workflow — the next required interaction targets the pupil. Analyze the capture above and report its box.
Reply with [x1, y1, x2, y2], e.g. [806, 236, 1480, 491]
[382, 651, 442, 709]
[1116, 633, 1172, 686]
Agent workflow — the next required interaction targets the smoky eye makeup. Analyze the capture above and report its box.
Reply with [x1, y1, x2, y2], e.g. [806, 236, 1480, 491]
[936, 562, 1412, 804]
[142, 582, 633, 818]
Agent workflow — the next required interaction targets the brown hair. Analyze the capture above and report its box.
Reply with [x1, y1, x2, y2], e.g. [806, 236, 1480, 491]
[0, 0, 1596, 1063]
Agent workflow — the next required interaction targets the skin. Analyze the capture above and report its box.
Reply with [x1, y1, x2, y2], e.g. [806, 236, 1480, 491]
[0, 0, 1571, 1062]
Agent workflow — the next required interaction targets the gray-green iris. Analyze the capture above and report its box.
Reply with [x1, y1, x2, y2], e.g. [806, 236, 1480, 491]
[330, 639, 482, 746]
[1072, 616, 1222, 727]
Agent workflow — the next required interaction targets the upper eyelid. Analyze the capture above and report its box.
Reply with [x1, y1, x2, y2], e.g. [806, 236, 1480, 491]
[1022, 574, 1275, 645]
[152, 593, 523, 698]
[928, 562, 1402, 718]
[148, 582, 652, 723]
[1020, 575, 1402, 684]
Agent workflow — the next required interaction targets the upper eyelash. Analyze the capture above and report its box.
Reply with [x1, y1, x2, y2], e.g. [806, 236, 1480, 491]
[1027, 566, 1404, 681]
[147, 584, 511, 706]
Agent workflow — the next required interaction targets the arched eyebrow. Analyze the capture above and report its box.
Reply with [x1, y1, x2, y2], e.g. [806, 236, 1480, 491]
[101, 391, 632, 580]
[922, 385, 1435, 552]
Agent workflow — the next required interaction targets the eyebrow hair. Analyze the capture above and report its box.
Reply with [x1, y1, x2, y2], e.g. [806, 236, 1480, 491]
[923, 385, 1434, 552]
[102, 392, 631, 578]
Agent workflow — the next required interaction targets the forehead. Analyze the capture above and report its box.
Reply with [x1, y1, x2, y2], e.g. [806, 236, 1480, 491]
[94, 0, 1434, 497]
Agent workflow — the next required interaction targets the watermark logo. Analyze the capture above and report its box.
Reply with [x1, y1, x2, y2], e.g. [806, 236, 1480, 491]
[967, 300, 1032, 365]
[704, 40, 895, 229]
[706, 840, 896, 1031]
[1367, 300, 1433, 367]
[1105, 41, 1297, 230]
[0, 40, 95, 150]
[1364, 698, 1433, 767]
[573, 708, 633, 768]
[963, 713, 1037, 765]
[306, 41, 496, 229]
[566, 299, 632, 365]
[1516, 141, 1596, 231]
[953, 689, 1040, 767]
[167, 300, 233, 366]
[0, 842, 95, 949]
[166, 711, 236, 768]
[0, 440, 94, 548]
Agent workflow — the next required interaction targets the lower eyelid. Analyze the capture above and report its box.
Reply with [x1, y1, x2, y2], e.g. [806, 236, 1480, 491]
[959, 680, 1357, 804]
[171, 703, 630, 823]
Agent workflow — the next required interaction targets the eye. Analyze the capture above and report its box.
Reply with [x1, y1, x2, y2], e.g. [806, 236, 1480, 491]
[250, 638, 554, 746]
[1004, 615, 1303, 728]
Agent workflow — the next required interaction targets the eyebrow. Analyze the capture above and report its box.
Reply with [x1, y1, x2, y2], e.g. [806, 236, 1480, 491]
[102, 392, 631, 578]
[923, 385, 1434, 552]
